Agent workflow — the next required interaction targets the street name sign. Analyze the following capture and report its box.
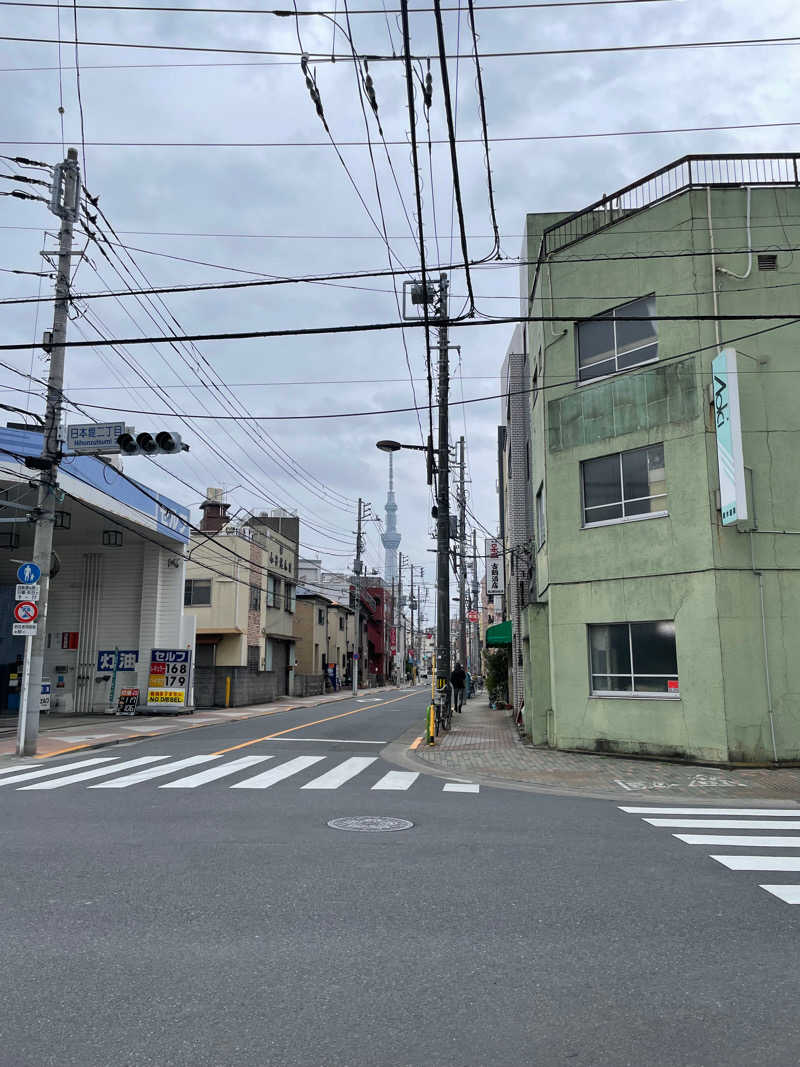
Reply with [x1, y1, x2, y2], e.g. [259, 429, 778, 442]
[16, 562, 40, 585]
[15, 584, 40, 601]
[66, 421, 126, 454]
[14, 601, 38, 624]
[13, 622, 37, 636]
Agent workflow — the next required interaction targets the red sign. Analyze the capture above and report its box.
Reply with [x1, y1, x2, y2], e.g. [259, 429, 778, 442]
[14, 601, 38, 623]
[61, 632, 79, 649]
[667, 679, 679, 693]
[389, 627, 397, 655]
[468, 610, 478, 622]
[149, 662, 167, 675]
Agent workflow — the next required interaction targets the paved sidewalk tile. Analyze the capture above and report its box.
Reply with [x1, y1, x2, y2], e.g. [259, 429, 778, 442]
[414, 696, 800, 803]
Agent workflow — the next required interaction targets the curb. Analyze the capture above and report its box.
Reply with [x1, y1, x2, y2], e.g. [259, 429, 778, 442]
[380, 726, 800, 806]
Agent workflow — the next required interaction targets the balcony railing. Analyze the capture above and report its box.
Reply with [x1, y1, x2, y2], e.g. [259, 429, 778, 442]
[541, 153, 800, 259]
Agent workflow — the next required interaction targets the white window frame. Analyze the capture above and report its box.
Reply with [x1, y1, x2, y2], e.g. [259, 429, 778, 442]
[576, 294, 658, 383]
[581, 444, 667, 529]
[588, 621, 679, 699]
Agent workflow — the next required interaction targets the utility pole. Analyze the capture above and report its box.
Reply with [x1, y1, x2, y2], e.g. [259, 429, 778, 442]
[409, 563, 415, 680]
[352, 497, 364, 696]
[435, 274, 451, 709]
[472, 530, 480, 675]
[17, 148, 80, 757]
[397, 552, 406, 685]
[458, 435, 467, 669]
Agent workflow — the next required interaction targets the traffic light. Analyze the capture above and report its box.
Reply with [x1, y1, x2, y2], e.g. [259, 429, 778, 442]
[116, 429, 189, 456]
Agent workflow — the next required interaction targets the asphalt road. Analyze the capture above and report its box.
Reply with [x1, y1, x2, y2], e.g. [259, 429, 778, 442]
[2, 687, 800, 1067]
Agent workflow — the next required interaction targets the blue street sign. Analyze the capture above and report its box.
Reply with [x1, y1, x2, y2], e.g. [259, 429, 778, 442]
[16, 562, 41, 585]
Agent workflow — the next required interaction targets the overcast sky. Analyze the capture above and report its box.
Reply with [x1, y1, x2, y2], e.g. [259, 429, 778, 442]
[1, 0, 799, 618]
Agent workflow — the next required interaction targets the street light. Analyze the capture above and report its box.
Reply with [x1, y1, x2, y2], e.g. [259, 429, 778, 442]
[375, 438, 436, 484]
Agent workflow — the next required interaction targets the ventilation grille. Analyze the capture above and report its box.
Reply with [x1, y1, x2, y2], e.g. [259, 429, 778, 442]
[758, 253, 778, 271]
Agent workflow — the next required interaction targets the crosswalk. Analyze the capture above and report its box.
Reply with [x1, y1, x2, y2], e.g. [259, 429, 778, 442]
[0, 752, 478, 796]
[619, 804, 800, 905]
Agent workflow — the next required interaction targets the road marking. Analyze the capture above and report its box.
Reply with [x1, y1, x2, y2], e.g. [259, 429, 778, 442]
[760, 885, 800, 904]
[301, 757, 377, 789]
[160, 755, 273, 788]
[230, 755, 325, 789]
[443, 782, 480, 793]
[409, 736, 423, 751]
[212, 691, 418, 756]
[620, 807, 800, 816]
[711, 856, 800, 871]
[89, 755, 220, 788]
[0, 757, 117, 787]
[643, 818, 800, 829]
[674, 834, 800, 847]
[255, 737, 386, 745]
[18, 756, 168, 790]
[0, 764, 30, 776]
[372, 770, 419, 791]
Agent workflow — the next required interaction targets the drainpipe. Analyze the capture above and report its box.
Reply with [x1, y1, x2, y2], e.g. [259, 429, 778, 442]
[748, 496, 778, 763]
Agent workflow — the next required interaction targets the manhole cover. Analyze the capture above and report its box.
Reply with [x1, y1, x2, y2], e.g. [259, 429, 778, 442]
[327, 816, 414, 833]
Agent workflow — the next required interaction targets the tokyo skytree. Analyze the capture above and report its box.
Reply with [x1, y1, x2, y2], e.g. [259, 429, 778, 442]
[381, 452, 401, 583]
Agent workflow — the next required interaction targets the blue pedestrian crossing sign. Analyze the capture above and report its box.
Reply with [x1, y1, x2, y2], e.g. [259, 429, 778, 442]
[16, 562, 41, 585]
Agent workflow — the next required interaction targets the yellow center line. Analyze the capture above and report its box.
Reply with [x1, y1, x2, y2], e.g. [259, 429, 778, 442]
[211, 692, 418, 756]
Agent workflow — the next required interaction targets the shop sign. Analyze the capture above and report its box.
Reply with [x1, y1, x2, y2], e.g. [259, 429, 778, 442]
[485, 538, 505, 595]
[712, 348, 747, 525]
[147, 648, 191, 707]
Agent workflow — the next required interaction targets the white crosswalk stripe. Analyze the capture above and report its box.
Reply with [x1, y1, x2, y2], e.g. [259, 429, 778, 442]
[230, 755, 325, 790]
[1, 751, 481, 797]
[160, 755, 273, 788]
[89, 755, 220, 788]
[643, 818, 800, 829]
[711, 856, 800, 871]
[301, 756, 377, 790]
[372, 771, 419, 791]
[620, 807, 800, 816]
[0, 757, 117, 787]
[619, 804, 800, 905]
[19, 756, 168, 790]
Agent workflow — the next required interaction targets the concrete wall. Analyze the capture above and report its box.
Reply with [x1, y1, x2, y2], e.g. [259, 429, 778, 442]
[522, 183, 800, 763]
[194, 666, 279, 708]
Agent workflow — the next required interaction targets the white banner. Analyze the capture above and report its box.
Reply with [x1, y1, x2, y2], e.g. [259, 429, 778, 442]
[485, 538, 505, 596]
[712, 348, 747, 525]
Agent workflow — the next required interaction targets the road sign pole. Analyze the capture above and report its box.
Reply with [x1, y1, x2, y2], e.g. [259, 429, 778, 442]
[17, 148, 80, 758]
[17, 635, 33, 752]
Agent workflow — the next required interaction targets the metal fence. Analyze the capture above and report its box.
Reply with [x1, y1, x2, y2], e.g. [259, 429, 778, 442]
[541, 154, 800, 259]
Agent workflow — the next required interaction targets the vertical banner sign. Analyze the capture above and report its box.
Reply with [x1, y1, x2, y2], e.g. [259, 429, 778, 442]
[147, 649, 192, 707]
[712, 348, 747, 525]
[389, 627, 397, 656]
[485, 538, 505, 596]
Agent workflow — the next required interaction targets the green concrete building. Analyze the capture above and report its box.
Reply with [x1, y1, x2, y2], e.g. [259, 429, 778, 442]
[520, 154, 800, 765]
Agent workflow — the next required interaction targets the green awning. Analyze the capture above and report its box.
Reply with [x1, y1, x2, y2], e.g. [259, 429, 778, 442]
[485, 619, 512, 646]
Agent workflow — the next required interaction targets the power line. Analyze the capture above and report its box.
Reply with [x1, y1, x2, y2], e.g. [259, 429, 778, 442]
[4, 32, 800, 63]
[466, 0, 501, 260]
[0, 0, 691, 15]
[3, 306, 799, 354]
[20, 318, 798, 422]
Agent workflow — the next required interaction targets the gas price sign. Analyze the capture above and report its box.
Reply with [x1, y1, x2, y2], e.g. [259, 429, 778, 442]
[147, 648, 192, 708]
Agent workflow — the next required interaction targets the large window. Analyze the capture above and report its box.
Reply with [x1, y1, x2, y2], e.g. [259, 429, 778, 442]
[581, 443, 666, 527]
[249, 584, 261, 612]
[184, 578, 211, 606]
[577, 295, 657, 381]
[589, 622, 679, 696]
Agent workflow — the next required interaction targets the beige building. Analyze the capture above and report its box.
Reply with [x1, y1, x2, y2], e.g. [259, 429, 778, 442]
[184, 492, 299, 696]
[295, 559, 356, 688]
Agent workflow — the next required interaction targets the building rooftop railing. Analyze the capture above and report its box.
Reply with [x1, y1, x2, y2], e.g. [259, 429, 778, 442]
[541, 153, 800, 259]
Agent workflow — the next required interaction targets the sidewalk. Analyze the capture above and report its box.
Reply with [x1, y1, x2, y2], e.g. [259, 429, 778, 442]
[398, 694, 800, 803]
[0, 683, 410, 762]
